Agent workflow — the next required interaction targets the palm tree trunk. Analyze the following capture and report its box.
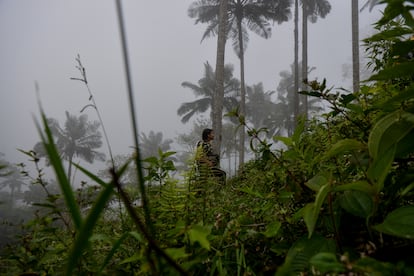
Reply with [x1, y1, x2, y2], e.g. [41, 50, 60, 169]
[352, 0, 360, 92]
[237, 18, 246, 168]
[213, 0, 228, 155]
[67, 155, 73, 184]
[234, 146, 237, 176]
[294, 0, 299, 127]
[227, 153, 231, 177]
[301, 2, 308, 120]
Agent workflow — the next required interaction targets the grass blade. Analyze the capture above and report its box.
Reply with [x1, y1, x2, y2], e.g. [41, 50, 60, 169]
[35, 111, 82, 229]
[65, 170, 115, 275]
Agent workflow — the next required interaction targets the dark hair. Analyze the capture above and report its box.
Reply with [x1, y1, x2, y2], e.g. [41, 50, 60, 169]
[202, 128, 213, 141]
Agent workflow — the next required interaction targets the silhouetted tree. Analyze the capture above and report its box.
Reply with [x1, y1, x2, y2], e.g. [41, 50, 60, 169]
[352, 0, 361, 93]
[301, 0, 331, 118]
[33, 111, 105, 182]
[139, 131, 173, 160]
[245, 83, 277, 130]
[0, 154, 26, 204]
[212, 0, 229, 154]
[178, 62, 239, 123]
[293, 0, 300, 126]
[277, 63, 322, 135]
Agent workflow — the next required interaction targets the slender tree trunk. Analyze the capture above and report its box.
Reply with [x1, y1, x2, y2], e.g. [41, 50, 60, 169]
[301, 2, 308, 120]
[213, 0, 228, 156]
[67, 155, 73, 184]
[234, 146, 237, 176]
[294, 0, 299, 128]
[227, 153, 231, 177]
[237, 18, 246, 168]
[352, 0, 360, 92]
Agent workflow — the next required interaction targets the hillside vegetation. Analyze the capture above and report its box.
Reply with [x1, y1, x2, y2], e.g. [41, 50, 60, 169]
[1, 1, 414, 275]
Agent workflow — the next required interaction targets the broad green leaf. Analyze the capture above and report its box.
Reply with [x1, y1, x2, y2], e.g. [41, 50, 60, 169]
[165, 247, 190, 260]
[339, 190, 374, 218]
[292, 118, 305, 144]
[364, 26, 412, 42]
[368, 111, 414, 192]
[369, 62, 414, 81]
[324, 139, 365, 160]
[395, 129, 414, 158]
[305, 174, 329, 192]
[263, 221, 282, 238]
[369, 111, 414, 160]
[144, 156, 158, 163]
[309, 252, 345, 274]
[162, 151, 177, 158]
[188, 224, 212, 250]
[369, 111, 398, 160]
[375, 87, 414, 112]
[346, 103, 364, 114]
[333, 180, 375, 195]
[391, 40, 414, 58]
[273, 136, 292, 147]
[303, 184, 331, 237]
[367, 144, 395, 193]
[303, 204, 317, 238]
[340, 93, 357, 106]
[374, 206, 414, 239]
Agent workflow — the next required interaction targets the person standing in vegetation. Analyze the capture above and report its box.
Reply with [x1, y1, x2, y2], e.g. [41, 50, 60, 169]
[196, 128, 226, 184]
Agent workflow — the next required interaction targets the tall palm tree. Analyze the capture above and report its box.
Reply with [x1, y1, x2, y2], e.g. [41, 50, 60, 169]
[188, 0, 292, 166]
[352, 0, 360, 92]
[212, 0, 229, 154]
[34, 111, 105, 182]
[0, 161, 26, 204]
[139, 131, 173, 160]
[245, 82, 276, 130]
[277, 63, 322, 135]
[178, 62, 239, 123]
[300, 0, 331, 118]
[293, 0, 300, 127]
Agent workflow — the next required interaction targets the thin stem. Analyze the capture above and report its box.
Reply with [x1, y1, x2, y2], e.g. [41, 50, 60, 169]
[71, 55, 125, 226]
[71, 55, 114, 166]
[115, 0, 154, 236]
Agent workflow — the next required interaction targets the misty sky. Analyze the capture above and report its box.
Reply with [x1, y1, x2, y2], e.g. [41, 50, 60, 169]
[0, 1, 385, 168]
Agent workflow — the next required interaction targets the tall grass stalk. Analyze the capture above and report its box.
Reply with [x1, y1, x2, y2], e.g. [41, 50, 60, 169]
[115, 0, 164, 273]
[114, 0, 152, 232]
[70, 55, 114, 166]
[70, 55, 126, 229]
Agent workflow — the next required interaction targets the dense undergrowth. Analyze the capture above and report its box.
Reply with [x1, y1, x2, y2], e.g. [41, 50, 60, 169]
[1, 1, 414, 275]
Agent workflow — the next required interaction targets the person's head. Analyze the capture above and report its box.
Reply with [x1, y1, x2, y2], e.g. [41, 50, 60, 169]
[202, 128, 214, 142]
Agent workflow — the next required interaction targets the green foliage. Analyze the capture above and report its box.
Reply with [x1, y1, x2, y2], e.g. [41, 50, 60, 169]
[2, 1, 414, 274]
[144, 149, 176, 186]
[374, 206, 414, 239]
